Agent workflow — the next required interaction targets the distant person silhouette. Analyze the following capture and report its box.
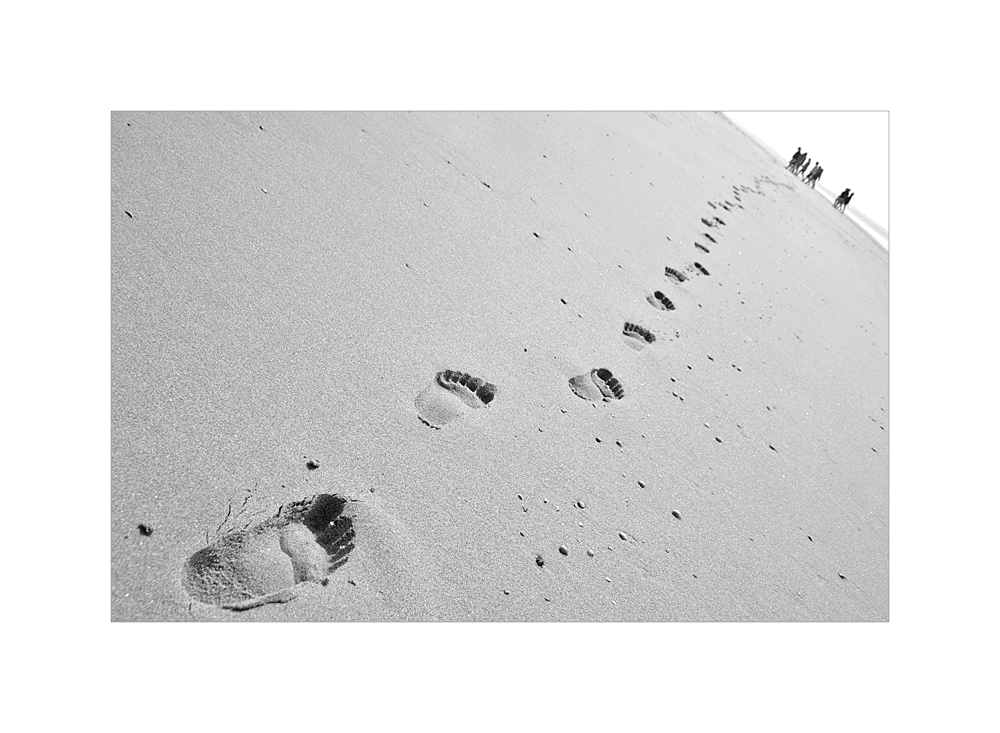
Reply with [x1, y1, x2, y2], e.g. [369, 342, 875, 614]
[787, 147, 803, 171]
[807, 164, 822, 188]
[834, 188, 851, 211]
[798, 158, 810, 178]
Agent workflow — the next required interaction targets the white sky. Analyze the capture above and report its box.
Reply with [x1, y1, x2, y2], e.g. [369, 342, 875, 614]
[724, 112, 888, 232]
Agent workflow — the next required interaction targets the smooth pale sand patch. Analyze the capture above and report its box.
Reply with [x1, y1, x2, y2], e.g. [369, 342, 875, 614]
[339, 495, 443, 620]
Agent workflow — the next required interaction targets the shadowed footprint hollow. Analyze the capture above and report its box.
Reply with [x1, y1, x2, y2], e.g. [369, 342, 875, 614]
[415, 369, 497, 428]
[182, 493, 355, 611]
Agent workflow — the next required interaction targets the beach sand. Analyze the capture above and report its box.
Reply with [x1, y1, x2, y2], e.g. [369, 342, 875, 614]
[111, 111, 888, 621]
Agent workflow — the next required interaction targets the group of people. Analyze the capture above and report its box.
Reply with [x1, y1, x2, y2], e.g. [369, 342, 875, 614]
[833, 188, 853, 212]
[786, 147, 823, 188]
[787, 146, 854, 211]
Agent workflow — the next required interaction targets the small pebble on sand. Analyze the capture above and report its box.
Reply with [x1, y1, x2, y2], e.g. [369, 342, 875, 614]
[576, 501, 586, 509]
[559, 545, 569, 556]
[619, 531, 628, 540]
[638, 480, 646, 488]
[672, 510, 682, 520]
[535, 555, 545, 567]
[587, 549, 595, 557]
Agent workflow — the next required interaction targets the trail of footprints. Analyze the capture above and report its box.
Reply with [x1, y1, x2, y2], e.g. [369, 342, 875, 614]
[410, 192, 733, 430]
[180, 180, 774, 612]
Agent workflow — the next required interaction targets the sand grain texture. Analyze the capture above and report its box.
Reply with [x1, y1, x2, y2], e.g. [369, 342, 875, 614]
[112, 112, 888, 621]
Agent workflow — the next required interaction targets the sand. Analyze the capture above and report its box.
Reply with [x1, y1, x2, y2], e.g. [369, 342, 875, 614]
[111, 111, 888, 621]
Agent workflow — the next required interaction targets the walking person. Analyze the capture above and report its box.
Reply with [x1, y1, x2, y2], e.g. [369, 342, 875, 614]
[834, 188, 851, 211]
[787, 147, 802, 171]
[807, 165, 822, 188]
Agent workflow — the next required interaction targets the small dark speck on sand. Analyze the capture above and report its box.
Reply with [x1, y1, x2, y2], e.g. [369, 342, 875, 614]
[559, 545, 569, 556]
[138, 524, 153, 536]
[535, 555, 545, 567]
[576, 501, 586, 509]
[715, 437, 723, 443]
[306, 459, 320, 470]
[838, 573, 847, 580]
[348, 579, 357, 586]
[125, 210, 133, 219]
[619, 532, 628, 541]
[587, 549, 595, 557]
[638, 480, 646, 488]
[321, 578, 329, 586]
[672, 511, 682, 520]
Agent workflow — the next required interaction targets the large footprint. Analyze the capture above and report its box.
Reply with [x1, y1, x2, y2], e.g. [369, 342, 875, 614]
[182, 493, 355, 611]
[569, 367, 626, 402]
[415, 369, 497, 428]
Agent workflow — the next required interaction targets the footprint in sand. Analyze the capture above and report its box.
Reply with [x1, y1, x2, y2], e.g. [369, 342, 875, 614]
[693, 262, 711, 276]
[646, 290, 675, 311]
[182, 493, 355, 611]
[694, 242, 711, 253]
[415, 369, 497, 429]
[622, 322, 656, 351]
[664, 266, 687, 284]
[569, 368, 625, 402]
